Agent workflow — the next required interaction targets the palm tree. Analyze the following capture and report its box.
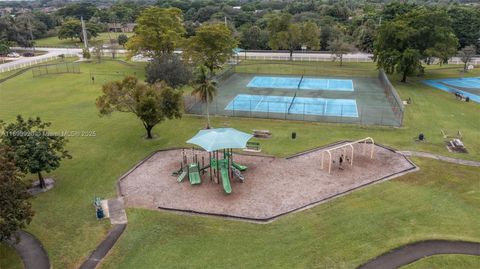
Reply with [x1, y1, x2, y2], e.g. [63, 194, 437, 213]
[191, 65, 217, 129]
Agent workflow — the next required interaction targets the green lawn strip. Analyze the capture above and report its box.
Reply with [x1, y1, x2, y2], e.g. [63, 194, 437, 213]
[35, 32, 134, 48]
[401, 255, 480, 269]
[235, 60, 379, 77]
[0, 244, 22, 269]
[0, 60, 478, 268]
[100, 158, 480, 269]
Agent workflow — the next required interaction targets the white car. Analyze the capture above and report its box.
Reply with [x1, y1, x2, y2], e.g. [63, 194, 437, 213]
[7, 52, 20, 58]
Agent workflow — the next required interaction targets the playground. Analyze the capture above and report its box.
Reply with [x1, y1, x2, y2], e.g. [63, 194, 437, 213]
[119, 140, 416, 221]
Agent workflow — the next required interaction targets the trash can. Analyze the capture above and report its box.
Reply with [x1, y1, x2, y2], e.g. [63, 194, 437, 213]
[292, 132, 296, 139]
[96, 207, 104, 219]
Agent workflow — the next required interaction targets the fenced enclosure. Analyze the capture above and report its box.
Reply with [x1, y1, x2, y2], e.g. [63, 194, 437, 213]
[378, 69, 404, 125]
[32, 62, 80, 77]
[185, 62, 404, 127]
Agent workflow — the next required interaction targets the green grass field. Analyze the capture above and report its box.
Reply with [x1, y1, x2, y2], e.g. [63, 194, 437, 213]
[0, 245, 22, 269]
[34, 32, 134, 47]
[100, 158, 480, 269]
[402, 255, 480, 269]
[0, 60, 478, 268]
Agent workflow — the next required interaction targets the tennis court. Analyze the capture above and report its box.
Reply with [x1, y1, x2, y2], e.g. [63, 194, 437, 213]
[424, 77, 480, 103]
[225, 94, 358, 117]
[184, 65, 403, 127]
[247, 76, 354, 91]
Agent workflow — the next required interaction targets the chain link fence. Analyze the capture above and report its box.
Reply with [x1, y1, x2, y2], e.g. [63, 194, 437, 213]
[32, 62, 80, 77]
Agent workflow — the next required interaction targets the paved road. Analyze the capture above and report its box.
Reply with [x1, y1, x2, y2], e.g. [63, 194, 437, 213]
[0, 47, 79, 71]
[6, 231, 51, 269]
[3, 47, 479, 70]
[357, 240, 480, 269]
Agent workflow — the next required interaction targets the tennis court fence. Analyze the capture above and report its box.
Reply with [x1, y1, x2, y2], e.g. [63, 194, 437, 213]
[32, 62, 80, 77]
[378, 69, 404, 126]
[185, 95, 402, 127]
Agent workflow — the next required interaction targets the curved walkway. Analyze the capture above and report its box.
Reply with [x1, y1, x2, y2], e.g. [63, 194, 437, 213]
[357, 240, 480, 269]
[79, 198, 128, 269]
[6, 231, 50, 269]
[399, 151, 480, 167]
[79, 224, 127, 269]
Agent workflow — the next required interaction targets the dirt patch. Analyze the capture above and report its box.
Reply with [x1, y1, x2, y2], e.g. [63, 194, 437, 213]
[119, 143, 416, 221]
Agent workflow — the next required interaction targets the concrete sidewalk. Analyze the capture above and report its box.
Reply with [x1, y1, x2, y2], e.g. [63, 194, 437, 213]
[6, 231, 51, 269]
[358, 240, 480, 269]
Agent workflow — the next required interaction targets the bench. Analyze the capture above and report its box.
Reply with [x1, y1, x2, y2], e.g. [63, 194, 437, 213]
[441, 129, 463, 140]
[243, 141, 261, 152]
[253, 129, 272, 138]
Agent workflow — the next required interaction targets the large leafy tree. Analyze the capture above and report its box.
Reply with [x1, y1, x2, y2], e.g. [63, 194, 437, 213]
[374, 8, 458, 82]
[0, 147, 34, 242]
[0, 42, 10, 55]
[267, 13, 320, 58]
[267, 13, 302, 59]
[328, 33, 355, 67]
[301, 21, 320, 50]
[448, 6, 480, 49]
[184, 23, 237, 76]
[1, 116, 71, 189]
[57, 3, 98, 20]
[459, 45, 476, 72]
[126, 7, 185, 57]
[96, 77, 183, 139]
[239, 25, 269, 50]
[145, 54, 192, 88]
[191, 66, 217, 129]
[353, 19, 376, 53]
[425, 32, 458, 65]
[57, 19, 101, 42]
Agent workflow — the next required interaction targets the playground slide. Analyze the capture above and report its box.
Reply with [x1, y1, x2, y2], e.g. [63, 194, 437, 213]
[188, 163, 201, 185]
[220, 166, 232, 194]
[231, 166, 244, 183]
[232, 161, 247, 171]
[177, 170, 187, 183]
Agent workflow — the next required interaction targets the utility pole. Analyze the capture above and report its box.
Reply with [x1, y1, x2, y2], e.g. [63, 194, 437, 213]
[224, 16, 227, 27]
[81, 16, 89, 49]
[27, 15, 35, 53]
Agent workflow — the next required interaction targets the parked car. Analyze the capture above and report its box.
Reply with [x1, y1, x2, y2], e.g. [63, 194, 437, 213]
[7, 52, 20, 58]
[23, 52, 35, 57]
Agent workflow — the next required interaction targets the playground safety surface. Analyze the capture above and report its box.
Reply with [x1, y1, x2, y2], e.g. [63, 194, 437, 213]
[118, 143, 416, 221]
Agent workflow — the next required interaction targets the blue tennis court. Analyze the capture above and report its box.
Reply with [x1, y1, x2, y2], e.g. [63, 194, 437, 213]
[225, 94, 358, 117]
[423, 77, 480, 103]
[247, 76, 354, 91]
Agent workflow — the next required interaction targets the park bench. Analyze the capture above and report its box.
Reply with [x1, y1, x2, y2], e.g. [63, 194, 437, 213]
[253, 129, 272, 138]
[441, 129, 463, 140]
[243, 141, 261, 152]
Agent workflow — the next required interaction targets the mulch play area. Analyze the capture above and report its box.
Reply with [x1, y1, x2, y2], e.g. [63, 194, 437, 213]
[118, 142, 416, 221]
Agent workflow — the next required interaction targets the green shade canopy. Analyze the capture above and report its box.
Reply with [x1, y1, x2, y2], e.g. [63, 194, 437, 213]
[186, 128, 253, 152]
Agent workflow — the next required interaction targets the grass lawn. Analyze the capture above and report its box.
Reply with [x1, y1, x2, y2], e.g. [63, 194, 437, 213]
[0, 245, 22, 269]
[34, 32, 134, 47]
[0, 60, 478, 268]
[100, 158, 480, 269]
[402, 255, 480, 269]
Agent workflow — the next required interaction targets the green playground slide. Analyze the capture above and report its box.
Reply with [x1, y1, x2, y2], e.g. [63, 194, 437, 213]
[220, 166, 232, 194]
[188, 163, 201, 185]
[232, 161, 247, 171]
[177, 170, 187, 182]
